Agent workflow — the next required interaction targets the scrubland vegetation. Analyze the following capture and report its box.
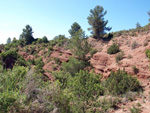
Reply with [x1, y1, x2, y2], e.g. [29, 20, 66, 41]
[0, 5, 150, 113]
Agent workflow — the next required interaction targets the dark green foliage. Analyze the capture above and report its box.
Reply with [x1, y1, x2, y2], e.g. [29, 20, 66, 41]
[131, 41, 138, 49]
[87, 5, 111, 39]
[104, 69, 141, 95]
[0, 66, 27, 112]
[53, 57, 61, 65]
[6, 37, 11, 44]
[145, 49, 150, 58]
[132, 66, 139, 74]
[42, 36, 48, 43]
[18, 39, 26, 47]
[48, 45, 53, 51]
[53, 35, 68, 47]
[29, 46, 36, 54]
[35, 57, 44, 73]
[0, 49, 26, 69]
[68, 70, 104, 101]
[136, 22, 141, 29]
[52, 71, 72, 89]
[70, 29, 91, 60]
[68, 22, 81, 37]
[20, 25, 34, 44]
[130, 106, 141, 113]
[12, 37, 17, 43]
[61, 57, 87, 76]
[37, 38, 43, 44]
[148, 10, 150, 22]
[115, 51, 124, 63]
[90, 48, 98, 57]
[107, 43, 120, 54]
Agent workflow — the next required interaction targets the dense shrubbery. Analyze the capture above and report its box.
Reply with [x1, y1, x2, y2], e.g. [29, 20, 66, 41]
[0, 66, 27, 112]
[0, 49, 26, 69]
[53, 35, 68, 47]
[104, 69, 141, 95]
[34, 57, 44, 73]
[107, 43, 120, 54]
[61, 57, 87, 76]
[69, 70, 104, 100]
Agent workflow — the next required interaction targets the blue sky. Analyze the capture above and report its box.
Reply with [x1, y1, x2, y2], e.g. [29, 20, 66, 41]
[0, 0, 150, 44]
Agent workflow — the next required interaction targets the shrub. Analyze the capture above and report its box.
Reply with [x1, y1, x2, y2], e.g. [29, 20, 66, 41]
[132, 66, 139, 74]
[53, 35, 68, 47]
[145, 49, 150, 58]
[0, 49, 26, 69]
[68, 70, 104, 101]
[115, 51, 124, 63]
[104, 69, 141, 95]
[61, 57, 87, 76]
[90, 48, 98, 57]
[35, 57, 44, 73]
[29, 46, 36, 54]
[0, 66, 27, 112]
[48, 45, 53, 51]
[107, 43, 120, 54]
[131, 41, 138, 49]
[130, 106, 141, 113]
[53, 57, 61, 65]
[127, 54, 133, 59]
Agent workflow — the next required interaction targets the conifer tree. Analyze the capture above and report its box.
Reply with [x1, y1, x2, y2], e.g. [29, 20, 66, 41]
[87, 5, 111, 39]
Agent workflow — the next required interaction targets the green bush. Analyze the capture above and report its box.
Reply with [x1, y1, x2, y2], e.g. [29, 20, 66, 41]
[0, 49, 26, 69]
[35, 57, 44, 73]
[48, 45, 53, 51]
[53, 35, 68, 47]
[90, 48, 98, 57]
[104, 69, 141, 95]
[107, 43, 120, 54]
[68, 70, 104, 101]
[61, 57, 87, 76]
[0, 66, 27, 112]
[115, 51, 124, 63]
[132, 66, 139, 74]
[53, 57, 61, 65]
[145, 49, 150, 58]
[130, 106, 141, 113]
[132, 41, 138, 49]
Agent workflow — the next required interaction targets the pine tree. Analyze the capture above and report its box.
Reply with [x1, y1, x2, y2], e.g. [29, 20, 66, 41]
[6, 37, 11, 44]
[68, 22, 81, 37]
[136, 22, 141, 28]
[87, 5, 111, 39]
[70, 29, 91, 60]
[20, 25, 34, 44]
[148, 10, 150, 22]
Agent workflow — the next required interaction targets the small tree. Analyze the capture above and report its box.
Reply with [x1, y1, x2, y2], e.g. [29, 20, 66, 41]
[20, 25, 34, 44]
[6, 37, 11, 44]
[70, 29, 91, 60]
[42, 36, 48, 43]
[87, 5, 111, 39]
[136, 22, 141, 28]
[148, 10, 150, 22]
[68, 22, 81, 37]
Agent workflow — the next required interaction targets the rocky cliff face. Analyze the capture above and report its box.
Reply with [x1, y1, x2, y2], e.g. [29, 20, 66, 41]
[89, 32, 150, 79]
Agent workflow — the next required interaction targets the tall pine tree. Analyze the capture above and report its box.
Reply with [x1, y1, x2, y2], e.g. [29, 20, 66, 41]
[20, 25, 34, 44]
[87, 5, 111, 39]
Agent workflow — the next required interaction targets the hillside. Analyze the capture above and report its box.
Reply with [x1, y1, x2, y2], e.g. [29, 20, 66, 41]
[0, 24, 150, 112]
